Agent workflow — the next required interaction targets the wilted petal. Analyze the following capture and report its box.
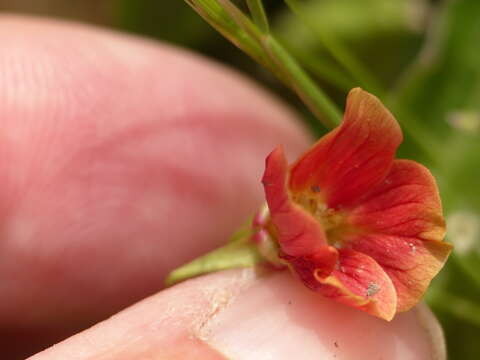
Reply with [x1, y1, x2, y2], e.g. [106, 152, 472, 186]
[289, 88, 402, 209]
[262, 146, 332, 258]
[348, 160, 452, 311]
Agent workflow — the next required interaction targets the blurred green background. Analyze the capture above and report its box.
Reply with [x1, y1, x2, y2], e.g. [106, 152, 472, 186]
[2, 0, 479, 358]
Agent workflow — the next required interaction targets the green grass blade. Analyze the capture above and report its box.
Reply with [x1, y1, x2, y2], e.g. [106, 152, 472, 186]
[262, 35, 341, 128]
[185, 0, 341, 129]
[284, 0, 383, 96]
[246, 0, 270, 33]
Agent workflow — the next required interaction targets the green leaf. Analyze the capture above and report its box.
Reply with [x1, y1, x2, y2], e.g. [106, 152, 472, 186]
[246, 0, 269, 33]
[165, 227, 263, 286]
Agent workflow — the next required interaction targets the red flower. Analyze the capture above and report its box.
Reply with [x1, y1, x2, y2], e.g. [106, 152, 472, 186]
[260, 88, 452, 321]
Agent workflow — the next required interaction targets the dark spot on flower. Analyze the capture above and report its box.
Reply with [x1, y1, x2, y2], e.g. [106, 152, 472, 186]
[334, 341, 339, 348]
[311, 185, 321, 193]
[366, 282, 380, 297]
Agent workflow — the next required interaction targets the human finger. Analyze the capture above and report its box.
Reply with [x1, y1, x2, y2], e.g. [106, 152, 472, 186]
[0, 15, 308, 356]
[30, 269, 446, 360]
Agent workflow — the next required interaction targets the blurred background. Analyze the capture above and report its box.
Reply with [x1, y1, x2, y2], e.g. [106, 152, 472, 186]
[1, 0, 479, 358]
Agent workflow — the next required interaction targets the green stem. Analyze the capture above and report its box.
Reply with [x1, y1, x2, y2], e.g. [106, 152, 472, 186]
[216, 0, 341, 129]
[185, 0, 280, 80]
[284, 0, 384, 96]
[246, 0, 269, 33]
[262, 35, 342, 128]
[292, 47, 356, 92]
[284, 0, 442, 164]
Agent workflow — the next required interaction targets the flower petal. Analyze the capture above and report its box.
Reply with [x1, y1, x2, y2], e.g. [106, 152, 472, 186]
[348, 160, 452, 311]
[286, 248, 397, 321]
[317, 249, 397, 321]
[281, 248, 339, 288]
[289, 88, 402, 209]
[262, 146, 332, 260]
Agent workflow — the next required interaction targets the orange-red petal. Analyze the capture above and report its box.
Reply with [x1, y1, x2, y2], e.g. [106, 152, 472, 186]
[319, 249, 397, 321]
[262, 146, 332, 259]
[286, 248, 397, 320]
[347, 160, 452, 311]
[289, 88, 402, 209]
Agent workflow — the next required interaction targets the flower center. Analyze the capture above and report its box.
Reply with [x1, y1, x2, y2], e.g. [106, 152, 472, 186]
[292, 188, 348, 248]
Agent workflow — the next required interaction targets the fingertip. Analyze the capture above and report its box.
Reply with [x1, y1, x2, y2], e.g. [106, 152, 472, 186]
[203, 272, 445, 360]
[31, 269, 445, 360]
[0, 15, 309, 332]
[30, 269, 258, 360]
[412, 303, 447, 360]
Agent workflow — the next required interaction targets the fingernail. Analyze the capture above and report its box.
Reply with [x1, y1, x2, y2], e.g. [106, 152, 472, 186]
[201, 271, 444, 360]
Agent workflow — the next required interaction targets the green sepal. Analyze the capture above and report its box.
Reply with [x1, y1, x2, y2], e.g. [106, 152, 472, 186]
[164, 226, 263, 286]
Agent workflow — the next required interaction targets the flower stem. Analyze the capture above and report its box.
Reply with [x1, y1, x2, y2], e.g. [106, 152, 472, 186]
[289, 46, 356, 92]
[261, 35, 342, 128]
[282, 0, 442, 165]
[246, 0, 269, 33]
[185, 0, 342, 129]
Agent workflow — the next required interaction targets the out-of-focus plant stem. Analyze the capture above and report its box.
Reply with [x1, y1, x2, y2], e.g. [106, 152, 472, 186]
[186, 0, 342, 129]
[283, 0, 441, 165]
[185, 0, 441, 165]
[452, 253, 480, 289]
[246, 0, 269, 33]
[261, 35, 341, 128]
[284, 0, 383, 96]
[290, 47, 356, 92]
[430, 292, 480, 328]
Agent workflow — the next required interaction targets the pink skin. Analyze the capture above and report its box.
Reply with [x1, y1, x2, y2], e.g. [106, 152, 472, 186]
[0, 16, 444, 359]
[31, 270, 445, 360]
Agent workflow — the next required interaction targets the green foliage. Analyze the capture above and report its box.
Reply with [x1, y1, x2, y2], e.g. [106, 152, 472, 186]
[391, 1, 480, 357]
[165, 226, 262, 286]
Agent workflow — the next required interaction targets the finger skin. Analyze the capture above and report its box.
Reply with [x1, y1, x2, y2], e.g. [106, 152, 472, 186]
[30, 269, 446, 360]
[0, 15, 309, 354]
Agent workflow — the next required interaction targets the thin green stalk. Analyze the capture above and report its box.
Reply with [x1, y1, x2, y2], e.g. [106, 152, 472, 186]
[185, 0, 276, 77]
[187, 0, 342, 129]
[262, 35, 341, 128]
[246, 0, 269, 33]
[294, 49, 356, 92]
[216, 0, 342, 128]
[284, 0, 384, 96]
[284, 0, 441, 164]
